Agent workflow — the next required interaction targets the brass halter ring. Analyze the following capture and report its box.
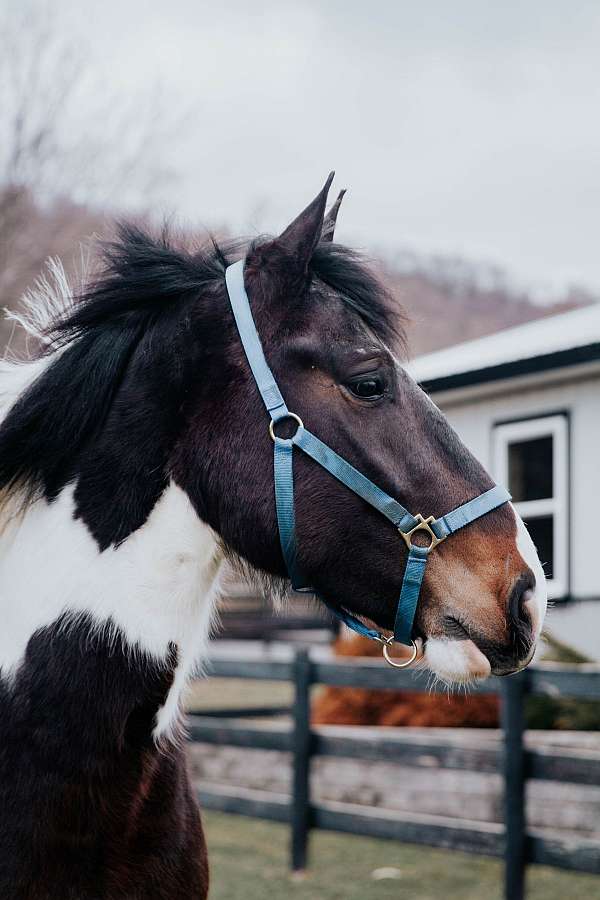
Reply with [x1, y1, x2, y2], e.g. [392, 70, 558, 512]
[382, 637, 419, 669]
[399, 514, 443, 550]
[269, 413, 304, 443]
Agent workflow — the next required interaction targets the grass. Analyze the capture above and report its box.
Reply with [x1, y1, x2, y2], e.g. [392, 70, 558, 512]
[204, 811, 599, 900]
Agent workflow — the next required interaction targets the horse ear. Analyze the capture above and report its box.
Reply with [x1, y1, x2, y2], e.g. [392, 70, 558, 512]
[321, 189, 346, 242]
[271, 172, 334, 275]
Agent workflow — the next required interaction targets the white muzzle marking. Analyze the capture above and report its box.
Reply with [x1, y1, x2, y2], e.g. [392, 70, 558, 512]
[423, 506, 548, 684]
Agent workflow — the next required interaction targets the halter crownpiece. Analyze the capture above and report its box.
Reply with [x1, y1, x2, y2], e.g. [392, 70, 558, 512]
[225, 259, 511, 667]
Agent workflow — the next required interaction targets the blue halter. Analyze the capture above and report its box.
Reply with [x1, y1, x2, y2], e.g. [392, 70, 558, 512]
[225, 259, 510, 662]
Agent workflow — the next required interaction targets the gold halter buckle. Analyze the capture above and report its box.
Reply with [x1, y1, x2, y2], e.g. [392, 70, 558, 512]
[399, 514, 443, 550]
[382, 637, 419, 669]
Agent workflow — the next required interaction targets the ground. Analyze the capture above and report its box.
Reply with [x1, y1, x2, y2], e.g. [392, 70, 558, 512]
[203, 811, 599, 900]
[186, 677, 292, 712]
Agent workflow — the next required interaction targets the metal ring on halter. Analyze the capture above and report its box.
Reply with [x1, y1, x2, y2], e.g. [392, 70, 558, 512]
[382, 637, 418, 669]
[399, 514, 443, 551]
[269, 413, 304, 442]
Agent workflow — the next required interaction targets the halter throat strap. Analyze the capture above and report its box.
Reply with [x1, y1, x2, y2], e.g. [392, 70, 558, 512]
[225, 259, 510, 649]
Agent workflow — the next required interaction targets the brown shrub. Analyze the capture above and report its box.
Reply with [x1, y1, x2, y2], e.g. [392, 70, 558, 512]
[312, 635, 500, 728]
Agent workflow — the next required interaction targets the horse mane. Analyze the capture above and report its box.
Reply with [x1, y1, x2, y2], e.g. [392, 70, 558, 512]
[0, 223, 403, 506]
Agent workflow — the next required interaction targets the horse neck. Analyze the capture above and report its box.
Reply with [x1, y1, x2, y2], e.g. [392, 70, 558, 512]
[0, 360, 224, 744]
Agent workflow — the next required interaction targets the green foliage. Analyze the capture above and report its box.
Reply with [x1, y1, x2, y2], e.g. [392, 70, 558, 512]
[526, 694, 600, 730]
[540, 630, 592, 665]
[525, 630, 599, 730]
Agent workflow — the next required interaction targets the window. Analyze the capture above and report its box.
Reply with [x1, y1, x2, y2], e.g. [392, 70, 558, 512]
[493, 415, 568, 599]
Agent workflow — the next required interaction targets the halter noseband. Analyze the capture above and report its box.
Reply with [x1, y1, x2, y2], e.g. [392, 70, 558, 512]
[225, 260, 510, 667]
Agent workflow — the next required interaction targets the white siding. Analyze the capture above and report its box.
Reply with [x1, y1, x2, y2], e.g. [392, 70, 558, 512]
[431, 371, 600, 600]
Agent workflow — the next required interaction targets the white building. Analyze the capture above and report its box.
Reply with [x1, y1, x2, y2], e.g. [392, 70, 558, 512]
[409, 304, 600, 660]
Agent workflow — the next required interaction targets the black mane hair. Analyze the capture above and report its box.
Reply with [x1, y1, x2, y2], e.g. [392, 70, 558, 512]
[310, 242, 403, 348]
[0, 224, 403, 508]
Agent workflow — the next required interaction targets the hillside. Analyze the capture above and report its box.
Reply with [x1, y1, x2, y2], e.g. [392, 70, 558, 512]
[1, 194, 594, 357]
[382, 261, 594, 356]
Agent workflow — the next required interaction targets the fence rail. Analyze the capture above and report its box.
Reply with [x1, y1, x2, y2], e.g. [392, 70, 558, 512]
[190, 651, 600, 900]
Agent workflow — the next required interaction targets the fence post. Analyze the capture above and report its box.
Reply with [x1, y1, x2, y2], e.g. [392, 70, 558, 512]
[291, 647, 312, 872]
[501, 671, 527, 900]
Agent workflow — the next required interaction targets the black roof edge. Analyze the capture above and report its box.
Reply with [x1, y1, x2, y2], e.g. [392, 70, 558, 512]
[419, 342, 600, 394]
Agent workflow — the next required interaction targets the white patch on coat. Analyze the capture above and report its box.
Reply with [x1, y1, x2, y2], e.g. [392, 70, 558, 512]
[0, 481, 224, 739]
[513, 506, 548, 638]
[3, 257, 75, 349]
[0, 355, 51, 420]
[0, 256, 75, 401]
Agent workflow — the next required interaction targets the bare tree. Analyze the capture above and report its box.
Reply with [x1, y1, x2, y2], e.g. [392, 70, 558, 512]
[0, 1, 184, 349]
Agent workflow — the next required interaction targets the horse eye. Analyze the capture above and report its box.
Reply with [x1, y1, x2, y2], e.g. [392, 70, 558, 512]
[347, 375, 385, 400]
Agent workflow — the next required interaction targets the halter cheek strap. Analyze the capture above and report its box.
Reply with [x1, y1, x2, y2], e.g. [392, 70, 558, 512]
[225, 260, 510, 660]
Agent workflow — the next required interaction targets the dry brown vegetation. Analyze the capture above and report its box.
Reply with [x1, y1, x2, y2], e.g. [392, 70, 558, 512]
[0, 2, 179, 353]
[1, 189, 592, 359]
[385, 262, 592, 356]
[312, 634, 500, 728]
[1, 6, 595, 362]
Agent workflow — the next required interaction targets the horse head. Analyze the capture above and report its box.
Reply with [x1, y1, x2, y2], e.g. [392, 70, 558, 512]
[171, 176, 547, 682]
[0, 176, 547, 685]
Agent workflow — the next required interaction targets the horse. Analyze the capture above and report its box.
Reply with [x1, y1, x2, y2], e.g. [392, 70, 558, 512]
[0, 175, 547, 898]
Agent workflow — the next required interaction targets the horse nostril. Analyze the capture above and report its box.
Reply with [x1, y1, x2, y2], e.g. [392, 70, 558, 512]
[477, 574, 537, 676]
[509, 574, 534, 625]
[507, 572, 535, 658]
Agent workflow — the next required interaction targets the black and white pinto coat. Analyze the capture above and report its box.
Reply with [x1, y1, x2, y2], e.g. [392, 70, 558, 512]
[0, 260, 221, 898]
[0, 205, 547, 898]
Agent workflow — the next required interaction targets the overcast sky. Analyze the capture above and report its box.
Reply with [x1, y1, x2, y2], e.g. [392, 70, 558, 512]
[51, 0, 600, 294]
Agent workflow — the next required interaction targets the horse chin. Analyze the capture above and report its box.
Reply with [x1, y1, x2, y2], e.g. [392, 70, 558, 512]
[423, 637, 492, 685]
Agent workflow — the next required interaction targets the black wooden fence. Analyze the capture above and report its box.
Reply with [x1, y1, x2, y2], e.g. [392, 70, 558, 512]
[189, 650, 600, 900]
